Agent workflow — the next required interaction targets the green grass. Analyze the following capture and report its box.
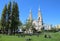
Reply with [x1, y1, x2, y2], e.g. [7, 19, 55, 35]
[0, 32, 60, 41]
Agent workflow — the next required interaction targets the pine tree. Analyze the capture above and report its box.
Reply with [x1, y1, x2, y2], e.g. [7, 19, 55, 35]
[1, 5, 7, 34]
[1, 1, 22, 35]
[7, 2, 12, 35]
[11, 2, 20, 34]
[0, 20, 1, 29]
[26, 18, 33, 29]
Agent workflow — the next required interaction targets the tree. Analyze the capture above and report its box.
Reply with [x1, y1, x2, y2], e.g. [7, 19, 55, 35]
[19, 20, 22, 26]
[0, 20, 1, 29]
[1, 5, 7, 34]
[11, 2, 20, 34]
[25, 19, 33, 29]
[1, 2, 22, 35]
[7, 2, 12, 35]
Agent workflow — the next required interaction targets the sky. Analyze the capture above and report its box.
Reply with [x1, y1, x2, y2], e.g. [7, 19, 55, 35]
[0, 0, 60, 25]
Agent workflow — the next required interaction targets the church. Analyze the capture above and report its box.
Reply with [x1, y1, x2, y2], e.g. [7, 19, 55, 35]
[19, 8, 52, 34]
[28, 7, 43, 32]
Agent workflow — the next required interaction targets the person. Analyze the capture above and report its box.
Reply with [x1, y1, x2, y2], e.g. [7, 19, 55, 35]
[44, 34, 47, 38]
[26, 38, 31, 41]
[44, 34, 51, 38]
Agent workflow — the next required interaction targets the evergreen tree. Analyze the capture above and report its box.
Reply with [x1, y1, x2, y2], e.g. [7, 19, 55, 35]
[7, 2, 11, 35]
[1, 5, 7, 34]
[0, 20, 1, 29]
[11, 2, 20, 34]
[1, 1, 22, 35]
[26, 19, 33, 29]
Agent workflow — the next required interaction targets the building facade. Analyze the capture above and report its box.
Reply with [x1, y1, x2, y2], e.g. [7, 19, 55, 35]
[28, 8, 43, 31]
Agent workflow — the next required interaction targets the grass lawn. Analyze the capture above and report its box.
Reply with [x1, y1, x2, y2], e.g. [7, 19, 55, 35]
[0, 32, 60, 41]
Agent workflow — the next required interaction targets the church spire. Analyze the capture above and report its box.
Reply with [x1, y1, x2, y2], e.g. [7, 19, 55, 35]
[37, 7, 43, 31]
[38, 7, 42, 22]
[28, 9, 32, 21]
[38, 7, 40, 11]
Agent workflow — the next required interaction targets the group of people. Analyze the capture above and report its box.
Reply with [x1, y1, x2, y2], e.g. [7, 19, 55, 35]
[44, 34, 51, 38]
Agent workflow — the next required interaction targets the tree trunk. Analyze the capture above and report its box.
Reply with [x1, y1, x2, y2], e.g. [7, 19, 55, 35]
[8, 29, 11, 35]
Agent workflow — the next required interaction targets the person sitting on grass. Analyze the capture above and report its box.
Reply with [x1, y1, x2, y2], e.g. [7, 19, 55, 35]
[44, 34, 51, 38]
[26, 38, 32, 41]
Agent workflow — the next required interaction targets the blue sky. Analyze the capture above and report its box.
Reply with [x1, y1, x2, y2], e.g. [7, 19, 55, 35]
[0, 0, 60, 25]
